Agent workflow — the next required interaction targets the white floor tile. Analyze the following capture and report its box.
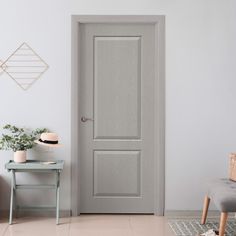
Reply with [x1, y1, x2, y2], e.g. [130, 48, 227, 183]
[1, 215, 174, 236]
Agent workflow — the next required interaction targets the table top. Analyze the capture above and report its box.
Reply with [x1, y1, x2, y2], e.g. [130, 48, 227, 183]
[5, 160, 64, 170]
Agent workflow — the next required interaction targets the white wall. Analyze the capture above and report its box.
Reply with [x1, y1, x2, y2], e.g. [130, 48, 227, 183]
[0, 0, 236, 212]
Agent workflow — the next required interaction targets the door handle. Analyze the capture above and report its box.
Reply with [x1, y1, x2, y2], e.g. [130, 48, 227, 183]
[81, 116, 94, 122]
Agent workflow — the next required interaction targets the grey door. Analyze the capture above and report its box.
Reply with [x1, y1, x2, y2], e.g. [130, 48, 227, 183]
[79, 23, 155, 213]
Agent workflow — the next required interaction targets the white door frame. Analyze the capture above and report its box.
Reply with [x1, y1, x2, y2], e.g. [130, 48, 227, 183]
[71, 15, 165, 216]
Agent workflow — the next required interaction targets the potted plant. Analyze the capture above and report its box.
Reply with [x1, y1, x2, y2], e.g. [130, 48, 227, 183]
[0, 124, 48, 163]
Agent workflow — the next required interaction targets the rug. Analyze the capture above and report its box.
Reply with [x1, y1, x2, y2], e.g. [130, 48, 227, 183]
[168, 219, 236, 236]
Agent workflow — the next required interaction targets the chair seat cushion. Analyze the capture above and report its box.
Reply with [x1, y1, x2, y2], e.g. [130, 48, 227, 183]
[208, 178, 236, 212]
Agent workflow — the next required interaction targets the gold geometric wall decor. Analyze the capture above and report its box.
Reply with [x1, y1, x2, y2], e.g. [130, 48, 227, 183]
[0, 59, 7, 76]
[1, 43, 49, 90]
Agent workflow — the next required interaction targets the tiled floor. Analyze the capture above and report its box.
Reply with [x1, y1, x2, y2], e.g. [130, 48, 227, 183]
[0, 215, 174, 236]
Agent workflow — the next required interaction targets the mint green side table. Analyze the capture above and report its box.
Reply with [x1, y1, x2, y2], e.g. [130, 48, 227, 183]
[5, 160, 64, 225]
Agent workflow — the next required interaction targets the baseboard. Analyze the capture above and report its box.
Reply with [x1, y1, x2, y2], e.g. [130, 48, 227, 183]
[0, 209, 234, 220]
[0, 209, 71, 219]
[165, 210, 235, 219]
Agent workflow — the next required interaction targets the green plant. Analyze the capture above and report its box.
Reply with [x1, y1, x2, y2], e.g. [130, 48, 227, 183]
[0, 124, 48, 152]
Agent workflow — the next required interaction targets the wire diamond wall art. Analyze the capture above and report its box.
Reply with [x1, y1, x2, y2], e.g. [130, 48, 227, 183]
[0, 43, 49, 90]
[0, 59, 7, 76]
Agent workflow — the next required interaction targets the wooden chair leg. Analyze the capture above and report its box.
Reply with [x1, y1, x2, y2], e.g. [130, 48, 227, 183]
[201, 196, 210, 224]
[219, 212, 228, 236]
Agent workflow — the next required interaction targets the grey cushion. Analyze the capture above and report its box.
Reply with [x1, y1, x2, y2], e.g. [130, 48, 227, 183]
[208, 178, 236, 212]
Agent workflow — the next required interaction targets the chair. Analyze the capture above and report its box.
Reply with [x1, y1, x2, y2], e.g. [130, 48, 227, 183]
[201, 179, 236, 236]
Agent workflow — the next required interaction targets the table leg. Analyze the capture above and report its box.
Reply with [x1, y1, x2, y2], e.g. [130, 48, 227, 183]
[13, 171, 17, 218]
[9, 170, 15, 224]
[56, 170, 60, 225]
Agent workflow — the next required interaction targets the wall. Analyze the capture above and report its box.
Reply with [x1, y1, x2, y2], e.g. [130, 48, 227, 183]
[0, 0, 236, 212]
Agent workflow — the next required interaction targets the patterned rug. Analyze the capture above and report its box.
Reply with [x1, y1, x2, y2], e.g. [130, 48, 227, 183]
[168, 219, 236, 236]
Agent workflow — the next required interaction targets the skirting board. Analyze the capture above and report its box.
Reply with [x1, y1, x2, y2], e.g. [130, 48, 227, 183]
[165, 210, 235, 219]
[1, 209, 234, 219]
[0, 209, 71, 218]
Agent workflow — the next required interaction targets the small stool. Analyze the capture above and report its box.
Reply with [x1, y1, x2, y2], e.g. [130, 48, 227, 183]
[201, 179, 236, 236]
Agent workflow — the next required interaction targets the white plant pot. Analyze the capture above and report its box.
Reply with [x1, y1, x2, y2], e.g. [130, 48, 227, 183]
[14, 151, 26, 163]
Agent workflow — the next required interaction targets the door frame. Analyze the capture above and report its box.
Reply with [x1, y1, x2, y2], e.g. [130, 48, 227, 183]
[71, 15, 165, 216]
